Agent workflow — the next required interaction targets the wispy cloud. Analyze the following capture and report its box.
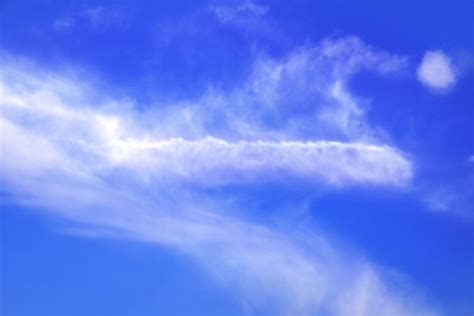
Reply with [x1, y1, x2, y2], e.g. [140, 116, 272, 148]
[105, 137, 412, 186]
[210, 1, 268, 24]
[422, 163, 474, 216]
[417, 50, 457, 91]
[80, 6, 130, 29]
[207, 0, 276, 38]
[152, 36, 408, 145]
[53, 5, 130, 30]
[53, 16, 75, 29]
[0, 36, 439, 315]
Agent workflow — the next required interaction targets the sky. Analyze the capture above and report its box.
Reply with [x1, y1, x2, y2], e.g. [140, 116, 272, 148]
[0, 1, 473, 315]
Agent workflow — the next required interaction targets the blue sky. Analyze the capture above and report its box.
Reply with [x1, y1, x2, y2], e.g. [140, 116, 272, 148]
[1, 1, 473, 315]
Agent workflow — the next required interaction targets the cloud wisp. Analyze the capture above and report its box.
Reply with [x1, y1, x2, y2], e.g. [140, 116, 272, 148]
[105, 137, 412, 187]
[0, 37, 439, 315]
[53, 5, 130, 30]
[210, 1, 268, 25]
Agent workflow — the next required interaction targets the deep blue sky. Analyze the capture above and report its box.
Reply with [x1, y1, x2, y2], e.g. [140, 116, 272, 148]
[1, 1, 473, 315]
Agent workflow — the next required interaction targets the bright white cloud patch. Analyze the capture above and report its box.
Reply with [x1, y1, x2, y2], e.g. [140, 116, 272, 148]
[0, 37, 439, 316]
[417, 50, 457, 90]
[107, 137, 411, 186]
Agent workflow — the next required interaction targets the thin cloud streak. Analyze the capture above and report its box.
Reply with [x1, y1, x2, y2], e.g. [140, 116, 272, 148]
[106, 137, 412, 186]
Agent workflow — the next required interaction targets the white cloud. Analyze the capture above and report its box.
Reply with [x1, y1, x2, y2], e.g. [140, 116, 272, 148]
[80, 6, 129, 29]
[423, 187, 457, 212]
[211, 1, 268, 24]
[0, 36, 412, 188]
[0, 116, 435, 315]
[106, 137, 412, 186]
[319, 36, 408, 77]
[53, 16, 75, 29]
[0, 38, 439, 315]
[153, 36, 408, 144]
[0, 67, 412, 188]
[422, 180, 474, 216]
[420, 157, 474, 216]
[417, 50, 457, 90]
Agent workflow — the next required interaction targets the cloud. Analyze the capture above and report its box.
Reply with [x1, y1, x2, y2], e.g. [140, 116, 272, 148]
[0, 117, 436, 315]
[53, 16, 75, 29]
[423, 187, 457, 212]
[80, 6, 130, 29]
[210, 1, 268, 24]
[208, 0, 277, 38]
[417, 50, 457, 90]
[53, 5, 129, 31]
[0, 35, 412, 187]
[151, 36, 408, 145]
[105, 137, 411, 186]
[0, 36, 439, 315]
[422, 161, 474, 216]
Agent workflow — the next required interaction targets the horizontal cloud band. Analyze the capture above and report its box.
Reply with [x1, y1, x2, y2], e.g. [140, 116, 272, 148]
[107, 137, 413, 186]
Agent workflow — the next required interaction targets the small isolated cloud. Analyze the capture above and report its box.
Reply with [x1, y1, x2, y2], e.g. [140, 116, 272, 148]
[211, 1, 268, 24]
[423, 183, 474, 217]
[53, 16, 75, 29]
[423, 187, 457, 212]
[209, 1, 269, 31]
[417, 50, 457, 91]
